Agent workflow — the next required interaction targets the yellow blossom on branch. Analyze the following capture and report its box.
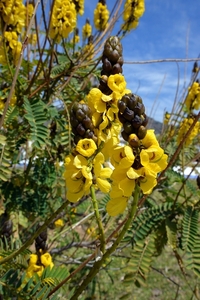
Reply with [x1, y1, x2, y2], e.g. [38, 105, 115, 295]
[185, 81, 200, 111]
[76, 138, 97, 157]
[93, 152, 112, 193]
[82, 19, 92, 40]
[94, 0, 110, 31]
[54, 219, 64, 227]
[49, 0, 77, 42]
[72, 0, 84, 15]
[64, 154, 93, 202]
[26, 252, 54, 278]
[0, 0, 25, 33]
[177, 117, 200, 147]
[122, 0, 145, 32]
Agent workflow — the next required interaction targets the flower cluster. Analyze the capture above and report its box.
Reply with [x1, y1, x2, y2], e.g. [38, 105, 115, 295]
[49, 0, 77, 42]
[185, 81, 200, 111]
[87, 73, 130, 145]
[26, 252, 54, 278]
[82, 19, 92, 41]
[177, 117, 200, 147]
[94, 0, 110, 31]
[122, 0, 145, 32]
[0, 0, 25, 33]
[64, 138, 112, 202]
[106, 130, 168, 216]
[72, 0, 84, 15]
[64, 35, 168, 216]
[0, 0, 26, 66]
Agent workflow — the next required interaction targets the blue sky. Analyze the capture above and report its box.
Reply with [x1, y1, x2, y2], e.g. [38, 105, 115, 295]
[78, 0, 200, 122]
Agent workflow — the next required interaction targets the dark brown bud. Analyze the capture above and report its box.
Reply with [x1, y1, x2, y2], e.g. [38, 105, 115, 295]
[123, 107, 134, 121]
[118, 100, 127, 113]
[128, 134, 140, 148]
[121, 130, 129, 141]
[132, 115, 143, 128]
[197, 175, 200, 189]
[124, 122, 134, 134]
[112, 63, 122, 74]
[134, 102, 145, 115]
[76, 109, 85, 121]
[76, 123, 86, 136]
[82, 116, 94, 130]
[118, 112, 126, 124]
[137, 125, 147, 139]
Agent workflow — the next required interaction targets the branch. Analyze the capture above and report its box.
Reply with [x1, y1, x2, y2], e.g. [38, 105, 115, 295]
[124, 58, 200, 64]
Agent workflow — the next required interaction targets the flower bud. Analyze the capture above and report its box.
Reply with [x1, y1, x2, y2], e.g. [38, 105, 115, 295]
[128, 134, 140, 148]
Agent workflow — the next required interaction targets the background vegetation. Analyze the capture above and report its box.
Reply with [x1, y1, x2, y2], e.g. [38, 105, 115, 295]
[0, 0, 199, 299]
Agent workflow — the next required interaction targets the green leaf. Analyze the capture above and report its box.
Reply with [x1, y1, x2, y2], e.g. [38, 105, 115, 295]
[23, 98, 49, 149]
[182, 206, 198, 251]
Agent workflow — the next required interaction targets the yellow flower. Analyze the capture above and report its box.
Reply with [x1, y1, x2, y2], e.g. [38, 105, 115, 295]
[12, 41, 22, 65]
[49, 0, 77, 41]
[94, 1, 110, 31]
[140, 130, 168, 175]
[76, 138, 97, 157]
[177, 118, 200, 147]
[185, 82, 200, 111]
[122, 0, 145, 31]
[1, 0, 26, 33]
[93, 152, 112, 193]
[86, 227, 96, 237]
[26, 252, 54, 278]
[111, 145, 135, 169]
[82, 19, 92, 40]
[64, 154, 92, 202]
[4, 31, 18, 49]
[26, 254, 43, 278]
[106, 187, 128, 216]
[164, 112, 170, 124]
[40, 253, 54, 269]
[83, 43, 94, 60]
[54, 219, 64, 227]
[26, 3, 34, 19]
[72, 0, 84, 15]
[107, 74, 126, 96]
[135, 166, 157, 194]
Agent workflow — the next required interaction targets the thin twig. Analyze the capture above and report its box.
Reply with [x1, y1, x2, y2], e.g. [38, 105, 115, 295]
[124, 58, 200, 64]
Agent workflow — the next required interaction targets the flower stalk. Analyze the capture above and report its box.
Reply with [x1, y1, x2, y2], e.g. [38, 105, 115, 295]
[70, 184, 140, 300]
[90, 184, 106, 253]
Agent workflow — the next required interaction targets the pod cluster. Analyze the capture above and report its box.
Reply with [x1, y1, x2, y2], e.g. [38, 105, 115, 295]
[70, 102, 97, 145]
[118, 93, 148, 141]
[0, 212, 13, 243]
[35, 228, 47, 252]
[99, 36, 123, 95]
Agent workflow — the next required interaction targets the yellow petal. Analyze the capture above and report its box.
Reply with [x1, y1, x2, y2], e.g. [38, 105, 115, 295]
[106, 197, 128, 216]
[99, 167, 112, 178]
[74, 155, 88, 168]
[67, 189, 84, 202]
[119, 177, 135, 197]
[96, 177, 111, 193]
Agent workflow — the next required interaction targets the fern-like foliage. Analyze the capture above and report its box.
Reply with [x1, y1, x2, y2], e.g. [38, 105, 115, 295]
[0, 238, 30, 275]
[0, 265, 69, 299]
[185, 235, 200, 277]
[122, 235, 155, 288]
[23, 98, 49, 149]
[0, 134, 12, 181]
[124, 203, 179, 245]
[181, 205, 198, 251]
[165, 218, 178, 250]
